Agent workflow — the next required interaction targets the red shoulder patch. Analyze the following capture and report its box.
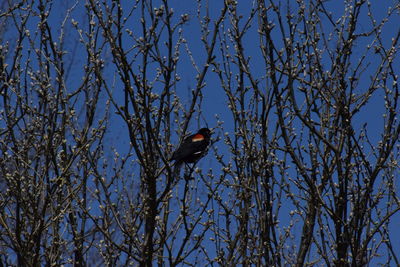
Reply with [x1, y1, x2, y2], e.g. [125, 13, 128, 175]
[192, 134, 205, 142]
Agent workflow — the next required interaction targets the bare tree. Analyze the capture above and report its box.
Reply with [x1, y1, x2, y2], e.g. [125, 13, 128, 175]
[0, 0, 399, 266]
[210, 0, 400, 266]
[0, 0, 107, 265]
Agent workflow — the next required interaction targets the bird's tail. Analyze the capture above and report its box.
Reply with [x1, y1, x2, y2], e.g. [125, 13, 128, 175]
[172, 160, 183, 181]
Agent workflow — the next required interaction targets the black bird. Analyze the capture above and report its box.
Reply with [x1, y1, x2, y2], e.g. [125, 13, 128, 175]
[171, 128, 212, 164]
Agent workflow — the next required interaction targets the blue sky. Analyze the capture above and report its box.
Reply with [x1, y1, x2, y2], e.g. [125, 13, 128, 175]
[2, 0, 400, 265]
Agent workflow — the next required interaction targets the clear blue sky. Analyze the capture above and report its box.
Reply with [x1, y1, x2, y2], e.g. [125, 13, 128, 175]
[4, 0, 399, 264]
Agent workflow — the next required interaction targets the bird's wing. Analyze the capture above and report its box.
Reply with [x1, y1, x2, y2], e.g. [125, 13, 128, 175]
[171, 134, 206, 161]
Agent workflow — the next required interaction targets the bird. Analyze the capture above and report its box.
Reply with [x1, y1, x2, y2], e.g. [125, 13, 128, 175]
[170, 128, 212, 164]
